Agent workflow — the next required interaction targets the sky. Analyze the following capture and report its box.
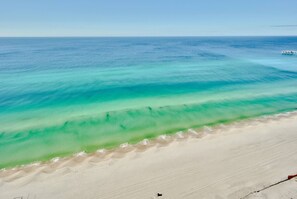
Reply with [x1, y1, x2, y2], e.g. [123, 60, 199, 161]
[0, 0, 296, 36]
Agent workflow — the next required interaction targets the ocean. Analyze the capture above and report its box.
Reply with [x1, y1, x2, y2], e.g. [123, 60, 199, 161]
[0, 37, 297, 169]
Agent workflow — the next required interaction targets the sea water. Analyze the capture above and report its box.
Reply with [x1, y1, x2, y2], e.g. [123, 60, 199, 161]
[0, 37, 297, 168]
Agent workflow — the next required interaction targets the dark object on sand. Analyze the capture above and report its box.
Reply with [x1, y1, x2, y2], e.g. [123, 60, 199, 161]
[157, 193, 163, 197]
[288, 174, 297, 180]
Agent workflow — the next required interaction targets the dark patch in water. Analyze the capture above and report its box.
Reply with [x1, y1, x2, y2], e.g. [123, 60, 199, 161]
[120, 124, 126, 130]
[106, 113, 110, 121]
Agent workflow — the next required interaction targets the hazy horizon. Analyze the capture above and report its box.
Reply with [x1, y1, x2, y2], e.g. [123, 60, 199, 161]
[0, 35, 297, 38]
[1, 0, 296, 37]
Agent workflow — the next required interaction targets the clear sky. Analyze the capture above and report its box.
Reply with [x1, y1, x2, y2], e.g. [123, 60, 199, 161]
[0, 0, 296, 36]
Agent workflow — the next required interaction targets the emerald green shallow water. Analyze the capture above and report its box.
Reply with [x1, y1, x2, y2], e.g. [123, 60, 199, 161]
[0, 37, 297, 169]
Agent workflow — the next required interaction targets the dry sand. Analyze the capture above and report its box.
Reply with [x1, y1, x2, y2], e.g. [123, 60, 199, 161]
[1, 113, 297, 199]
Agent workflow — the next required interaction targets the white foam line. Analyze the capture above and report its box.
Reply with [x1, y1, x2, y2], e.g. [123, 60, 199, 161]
[2, 110, 297, 175]
[140, 139, 149, 146]
[188, 129, 198, 136]
[51, 157, 60, 163]
[96, 149, 107, 154]
[75, 151, 87, 157]
[120, 142, 129, 149]
[158, 135, 167, 140]
[176, 131, 185, 139]
[203, 126, 213, 132]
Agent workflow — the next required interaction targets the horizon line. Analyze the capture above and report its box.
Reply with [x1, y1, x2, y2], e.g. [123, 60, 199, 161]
[0, 35, 297, 38]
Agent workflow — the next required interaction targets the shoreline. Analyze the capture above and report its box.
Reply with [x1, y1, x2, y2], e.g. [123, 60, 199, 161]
[1, 111, 297, 198]
[1, 110, 297, 175]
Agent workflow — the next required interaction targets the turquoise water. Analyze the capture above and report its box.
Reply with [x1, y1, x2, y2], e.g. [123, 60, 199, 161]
[0, 37, 297, 169]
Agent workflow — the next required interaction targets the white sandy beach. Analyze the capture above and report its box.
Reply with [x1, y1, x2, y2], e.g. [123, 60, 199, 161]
[1, 113, 297, 199]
